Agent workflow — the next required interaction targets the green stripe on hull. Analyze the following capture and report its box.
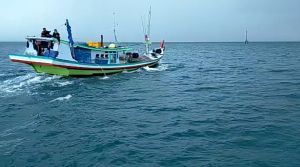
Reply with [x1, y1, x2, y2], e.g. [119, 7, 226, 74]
[31, 64, 69, 76]
[30, 64, 137, 76]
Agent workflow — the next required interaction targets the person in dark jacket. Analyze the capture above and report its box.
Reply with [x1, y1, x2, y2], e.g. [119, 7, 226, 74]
[41, 28, 51, 37]
[52, 29, 60, 43]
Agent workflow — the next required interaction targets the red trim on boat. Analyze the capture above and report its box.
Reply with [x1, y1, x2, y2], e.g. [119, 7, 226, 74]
[11, 59, 53, 66]
[11, 59, 158, 70]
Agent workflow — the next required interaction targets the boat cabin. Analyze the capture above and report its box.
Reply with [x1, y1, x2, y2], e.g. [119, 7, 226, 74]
[25, 37, 59, 57]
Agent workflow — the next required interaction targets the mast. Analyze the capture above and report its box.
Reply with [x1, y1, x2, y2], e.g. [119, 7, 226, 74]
[144, 6, 151, 54]
[147, 6, 151, 42]
[113, 10, 118, 44]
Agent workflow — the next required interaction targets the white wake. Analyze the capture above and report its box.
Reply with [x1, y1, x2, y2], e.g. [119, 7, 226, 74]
[50, 94, 72, 103]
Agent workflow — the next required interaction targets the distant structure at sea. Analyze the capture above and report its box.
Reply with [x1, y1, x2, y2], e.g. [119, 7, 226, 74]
[245, 30, 249, 44]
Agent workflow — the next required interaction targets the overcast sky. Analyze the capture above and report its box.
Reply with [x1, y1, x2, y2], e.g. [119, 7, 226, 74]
[0, 0, 299, 42]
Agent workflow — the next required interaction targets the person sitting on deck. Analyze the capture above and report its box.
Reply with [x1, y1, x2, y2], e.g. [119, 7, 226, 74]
[52, 29, 60, 43]
[41, 28, 51, 37]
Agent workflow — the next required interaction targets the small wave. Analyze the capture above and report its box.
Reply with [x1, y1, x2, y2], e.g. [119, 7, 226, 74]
[268, 69, 292, 73]
[202, 68, 223, 72]
[50, 94, 72, 102]
[281, 53, 290, 57]
[137, 132, 160, 138]
[143, 64, 168, 72]
[3, 73, 34, 85]
[0, 138, 24, 148]
[101, 76, 110, 80]
[122, 68, 141, 74]
[43, 130, 62, 137]
[162, 129, 204, 141]
[92, 140, 124, 153]
[0, 74, 63, 97]
[0, 138, 24, 155]
[54, 81, 74, 87]
[285, 93, 300, 99]
[184, 86, 219, 92]
[0, 116, 39, 138]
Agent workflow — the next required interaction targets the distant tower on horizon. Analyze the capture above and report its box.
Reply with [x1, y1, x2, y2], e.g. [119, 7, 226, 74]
[245, 30, 249, 44]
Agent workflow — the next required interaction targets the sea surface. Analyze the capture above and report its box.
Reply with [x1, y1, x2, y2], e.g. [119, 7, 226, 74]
[0, 42, 300, 167]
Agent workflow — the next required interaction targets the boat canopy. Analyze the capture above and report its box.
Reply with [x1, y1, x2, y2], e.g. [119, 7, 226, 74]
[26, 36, 56, 42]
[25, 36, 132, 52]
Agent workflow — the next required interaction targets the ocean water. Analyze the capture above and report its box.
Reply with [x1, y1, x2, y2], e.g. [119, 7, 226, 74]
[0, 42, 300, 167]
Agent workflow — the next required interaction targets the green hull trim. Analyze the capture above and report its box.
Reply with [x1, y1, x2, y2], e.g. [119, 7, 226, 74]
[30, 64, 137, 76]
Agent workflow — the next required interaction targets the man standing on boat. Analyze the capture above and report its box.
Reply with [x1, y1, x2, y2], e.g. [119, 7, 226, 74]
[52, 29, 60, 43]
[41, 28, 51, 37]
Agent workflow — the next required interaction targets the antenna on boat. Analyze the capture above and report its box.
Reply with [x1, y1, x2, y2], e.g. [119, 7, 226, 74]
[142, 6, 152, 55]
[113, 10, 118, 44]
[147, 6, 151, 41]
[141, 16, 146, 37]
[245, 30, 248, 44]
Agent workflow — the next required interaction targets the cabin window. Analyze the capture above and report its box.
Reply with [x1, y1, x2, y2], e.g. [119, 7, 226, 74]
[96, 54, 100, 58]
[101, 54, 104, 58]
[105, 54, 108, 58]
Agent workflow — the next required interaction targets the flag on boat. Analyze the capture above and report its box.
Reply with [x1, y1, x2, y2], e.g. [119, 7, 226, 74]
[145, 35, 150, 42]
[160, 40, 165, 48]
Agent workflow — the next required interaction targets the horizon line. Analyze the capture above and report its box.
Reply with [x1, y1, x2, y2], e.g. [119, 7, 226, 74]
[1, 40, 300, 43]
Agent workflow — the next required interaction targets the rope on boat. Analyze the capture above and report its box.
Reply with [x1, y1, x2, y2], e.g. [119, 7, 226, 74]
[98, 65, 107, 78]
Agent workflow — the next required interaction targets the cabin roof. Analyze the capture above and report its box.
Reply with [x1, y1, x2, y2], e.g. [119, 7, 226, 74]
[26, 36, 54, 41]
[57, 39, 132, 52]
[25, 36, 132, 52]
[70, 42, 132, 52]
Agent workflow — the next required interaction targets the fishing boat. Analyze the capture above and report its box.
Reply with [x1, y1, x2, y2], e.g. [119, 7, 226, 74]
[140, 6, 165, 67]
[8, 19, 165, 76]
